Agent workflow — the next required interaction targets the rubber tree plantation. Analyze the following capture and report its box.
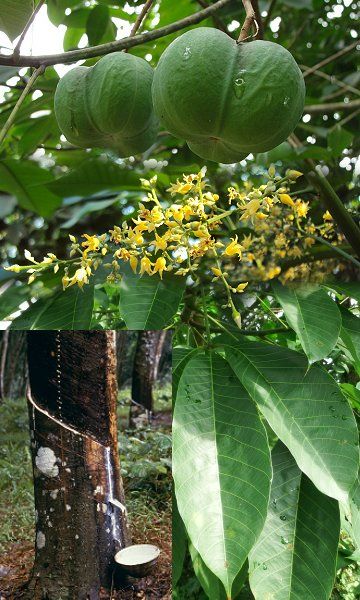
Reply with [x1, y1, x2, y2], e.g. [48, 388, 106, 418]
[26, 331, 131, 599]
[0, 330, 171, 599]
[0, 0, 359, 599]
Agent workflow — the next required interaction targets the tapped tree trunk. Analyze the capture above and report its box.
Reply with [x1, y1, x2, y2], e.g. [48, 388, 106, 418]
[129, 331, 166, 427]
[26, 331, 130, 600]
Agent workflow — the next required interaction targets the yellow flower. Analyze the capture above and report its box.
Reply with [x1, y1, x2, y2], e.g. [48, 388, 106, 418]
[295, 200, 309, 218]
[211, 267, 222, 277]
[323, 210, 333, 221]
[241, 234, 253, 250]
[109, 226, 122, 243]
[228, 187, 239, 201]
[63, 267, 90, 289]
[167, 180, 193, 196]
[235, 282, 248, 293]
[304, 237, 315, 247]
[153, 256, 167, 279]
[4, 264, 21, 272]
[240, 198, 261, 220]
[133, 220, 149, 233]
[286, 169, 303, 181]
[266, 266, 281, 280]
[223, 235, 243, 258]
[170, 204, 184, 222]
[81, 234, 100, 256]
[130, 255, 138, 273]
[279, 193, 294, 207]
[139, 256, 153, 275]
[153, 232, 168, 252]
[182, 204, 193, 220]
[127, 229, 144, 245]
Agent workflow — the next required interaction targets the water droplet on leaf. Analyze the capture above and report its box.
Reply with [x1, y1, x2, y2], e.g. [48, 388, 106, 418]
[280, 514, 287, 521]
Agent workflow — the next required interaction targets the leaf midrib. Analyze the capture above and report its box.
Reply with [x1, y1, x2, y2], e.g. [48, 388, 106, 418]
[226, 344, 340, 496]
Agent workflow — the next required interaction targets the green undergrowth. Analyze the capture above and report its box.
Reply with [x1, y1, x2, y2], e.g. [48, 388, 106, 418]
[0, 385, 171, 556]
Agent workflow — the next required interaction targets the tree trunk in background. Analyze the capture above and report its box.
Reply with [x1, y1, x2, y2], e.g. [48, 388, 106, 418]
[129, 331, 166, 427]
[0, 331, 27, 402]
[26, 331, 130, 600]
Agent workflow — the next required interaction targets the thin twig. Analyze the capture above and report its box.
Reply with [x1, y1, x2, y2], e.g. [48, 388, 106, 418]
[123, 0, 154, 53]
[238, 0, 258, 42]
[0, 0, 232, 67]
[312, 235, 360, 269]
[304, 99, 360, 113]
[300, 64, 360, 98]
[129, 0, 154, 38]
[303, 40, 358, 78]
[13, 0, 46, 57]
[332, 106, 360, 130]
[0, 64, 45, 147]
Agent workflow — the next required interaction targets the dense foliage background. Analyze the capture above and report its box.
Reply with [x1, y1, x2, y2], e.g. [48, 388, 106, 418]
[0, 0, 359, 328]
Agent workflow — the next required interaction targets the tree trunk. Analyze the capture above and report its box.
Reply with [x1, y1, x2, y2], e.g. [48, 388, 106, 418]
[0, 330, 27, 402]
[129, 331, 166, 428]
[26, 331, 130, 600]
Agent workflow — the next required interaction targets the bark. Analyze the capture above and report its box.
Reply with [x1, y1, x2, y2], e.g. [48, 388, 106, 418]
[0, 330, 27, 402]
[129, 331, 166, 428]
[26, 331, 130, 600]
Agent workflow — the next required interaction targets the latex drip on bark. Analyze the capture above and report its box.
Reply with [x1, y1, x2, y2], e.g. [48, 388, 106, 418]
[26, 330, 130, 600]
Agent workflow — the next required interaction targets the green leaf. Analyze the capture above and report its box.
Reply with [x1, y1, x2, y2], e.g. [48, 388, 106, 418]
[327, 282, 360, 305]
[272, 282, 341, 363]
[173, 351, 271, 597]
[61, 197, 119, 229]
[224, 338, 359, 501]
[86, 5, 111, 46]
[10, 286, 94, 330]
[339, 306, 360, 375]
[0, 66, 19, 83]
[349, 472, 360, 549]
[0, 283, 29, 319]
[0, 0, 32, 40]
[18, 115, 59, 157]
[63, 27, 83, 52]
[0, 159, 61, 216]
[119, 270, 185, 329]
[173, 346, 200, 401]
[328, 125, 353, 155]
[189, 542, 248, 600]
[249, 442, 340, 600]
[173, 496, 187, 586]
[47, 159, 143, 198]
[282, 0, 312, 8]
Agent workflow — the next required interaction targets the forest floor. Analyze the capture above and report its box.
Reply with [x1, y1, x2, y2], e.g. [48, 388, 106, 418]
[0, 381, 172, 599]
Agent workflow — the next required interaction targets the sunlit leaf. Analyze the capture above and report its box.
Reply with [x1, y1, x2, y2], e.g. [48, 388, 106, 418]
[224, 338, 359, 501]
[0, 0, 32, 41]
[119, 270, 185, 329]
[273, 282, 341, 363]
[10, 286, 94, 330]
[173, 351, 271, 597]
[249, 442, 339, 600]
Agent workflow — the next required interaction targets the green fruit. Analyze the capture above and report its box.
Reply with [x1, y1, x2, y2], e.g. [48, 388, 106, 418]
[152, 28, 305, 164]
[54, 52, 158, 156]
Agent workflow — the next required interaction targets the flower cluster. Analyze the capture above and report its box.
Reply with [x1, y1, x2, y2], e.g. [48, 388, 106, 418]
[5, 166, 340, 325]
